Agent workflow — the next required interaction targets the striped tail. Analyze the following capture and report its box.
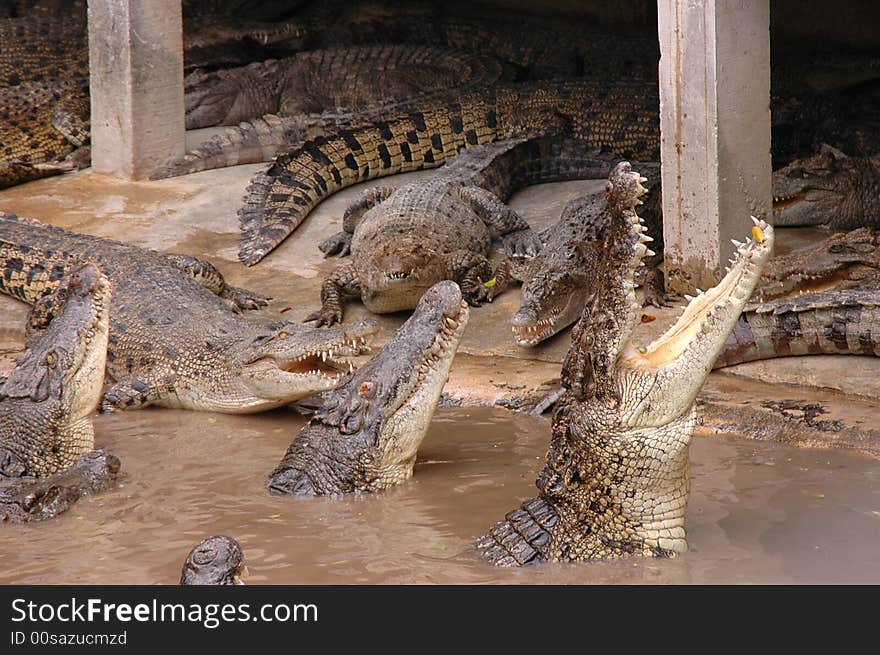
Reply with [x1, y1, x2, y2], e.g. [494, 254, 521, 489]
[715, 290, 880, 367]
[236, 97, 502, 265]
[476, 495, 558, 567]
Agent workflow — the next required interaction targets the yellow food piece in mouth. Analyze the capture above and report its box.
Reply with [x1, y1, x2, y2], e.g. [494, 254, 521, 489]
[483, 277, 497, 288]
[752, 225, 765, 243]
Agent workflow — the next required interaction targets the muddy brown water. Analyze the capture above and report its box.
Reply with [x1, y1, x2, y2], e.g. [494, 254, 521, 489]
[2, 406, 879, 585]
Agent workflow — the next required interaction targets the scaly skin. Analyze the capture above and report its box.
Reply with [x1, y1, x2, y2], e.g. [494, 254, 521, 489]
[509, 160, 664, 347]
[268, 281, 468, 496]
[237, 79, 661, 265]
[184, 46, 506, 129]
[772, 145, 880, 228]
[716, 227, 880, 366]
[309, 138, 631, 326]
[756, 227, 880, 299]
[478, 162, 774, 565]
[0, 213, 377, 413]
[0, 263, 119, 524]
[0, 78, 90, 189]
[180, 535, 246, 585]
[716, 289, 880, 367]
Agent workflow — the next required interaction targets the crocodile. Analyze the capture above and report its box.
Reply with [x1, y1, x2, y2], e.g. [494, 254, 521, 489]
[184, 46, 506, 130]
[715, 226, 880, 366]
[477, 162, 775, 565]
[307, 137, 634, 326]
[509, 161, 664, 347]
[0, 263, 120, 524]
[716, 289, 880, 367]
[772, 145, 880, 229]
[509, 146, 880, 348]
[180, 535, 246, 585]
[238, 79, 661, 265]
[267, 280, 468, 496]
[0, 213, 377, 413]
[756, 227, 880, 299]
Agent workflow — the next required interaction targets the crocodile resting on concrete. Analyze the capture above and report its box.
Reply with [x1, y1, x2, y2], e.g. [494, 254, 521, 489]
[307, 137, 622, 326]
[0, 263, 120, 523]
[268, 280, 468, 496]
[0, 213, 376, 413]
[184, 46, 506, 130]
[509, 160, 664, 347]
[163, 45, 508, 177]
[180, 535, 245, 585]
[772, 145, 880, 229]
[238, 79, 660, 265]
[477, 162, 774, 565]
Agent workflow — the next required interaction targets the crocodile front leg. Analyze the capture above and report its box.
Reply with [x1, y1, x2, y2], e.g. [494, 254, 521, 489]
[444, 249, 509, 305]
[162, 253, 269, 312]
[304, 262, 361, 327]
[459, 185, 542, 257]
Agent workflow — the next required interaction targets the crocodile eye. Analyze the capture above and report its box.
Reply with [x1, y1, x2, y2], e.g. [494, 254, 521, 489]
[45, 353, 56, 368]
[277, 331, 288, 340]
[583, 334, 594, 346]
[358, 381, 376, 398]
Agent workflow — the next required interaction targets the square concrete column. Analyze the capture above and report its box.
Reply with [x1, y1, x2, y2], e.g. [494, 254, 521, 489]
[88, 0, 185, 180]
[657, 0, 772, 293]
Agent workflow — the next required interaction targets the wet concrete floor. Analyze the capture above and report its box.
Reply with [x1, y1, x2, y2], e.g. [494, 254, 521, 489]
[2, 406, 879, 585]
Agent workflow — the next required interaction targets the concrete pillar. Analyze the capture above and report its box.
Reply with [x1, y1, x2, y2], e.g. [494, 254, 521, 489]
[657, 0, 772, 294]
[88, 0, 185, 179]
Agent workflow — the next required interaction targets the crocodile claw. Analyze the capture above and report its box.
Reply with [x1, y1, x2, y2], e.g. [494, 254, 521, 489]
[319, 231, 353, 258]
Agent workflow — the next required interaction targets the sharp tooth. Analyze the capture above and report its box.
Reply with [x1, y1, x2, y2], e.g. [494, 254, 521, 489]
[321, 352, 326, 362]
[731, 239, 744, 248]
[639, 234, 653, 243]
[644, 248, 655, 257]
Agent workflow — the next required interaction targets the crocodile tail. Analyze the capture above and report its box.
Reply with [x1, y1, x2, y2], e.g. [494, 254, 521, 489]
[153, 115, 304, 179]
[237, 98, 502, 266]
[714, 290, 880, 367]
[476, 495, 558, 566]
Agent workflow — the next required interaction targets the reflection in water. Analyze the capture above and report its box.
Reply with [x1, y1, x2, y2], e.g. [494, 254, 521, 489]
[1, 407, 878, 584]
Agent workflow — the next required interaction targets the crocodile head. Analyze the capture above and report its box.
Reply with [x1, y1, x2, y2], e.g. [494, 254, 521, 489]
[0, 263, 111, 478]
[267, 281, 469, 495]
[180, 535, 246, 585]
[233, 319, 379, 413]
[357, 238, 451, 314]
[512, 240, 598, 347]
[756, 226, 880, 299]
[772, 144, 880, 228]
[566, 165, 774, 425]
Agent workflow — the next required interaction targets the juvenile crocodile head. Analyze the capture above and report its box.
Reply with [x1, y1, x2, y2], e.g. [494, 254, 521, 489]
[267, 281, 469, 495]
[772, 144, 880, 228]
[229, 319, 379, 413]
[479, 162, 774, 565]
[0, 263, 110, 478]
[180, 535, 246, 585]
